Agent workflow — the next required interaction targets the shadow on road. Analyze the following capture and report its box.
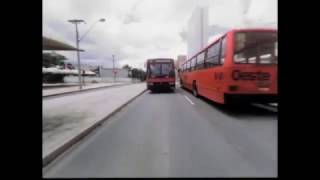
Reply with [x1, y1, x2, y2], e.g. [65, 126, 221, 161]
[148, 88, 176, 94]
[203, 97, 277, 118]
[181, 87, 277, 119]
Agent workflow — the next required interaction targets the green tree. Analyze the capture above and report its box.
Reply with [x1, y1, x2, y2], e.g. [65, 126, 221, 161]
[43, 52, 67, 68]
[131, 68, 146, 81]
[122, 64, 132, 70]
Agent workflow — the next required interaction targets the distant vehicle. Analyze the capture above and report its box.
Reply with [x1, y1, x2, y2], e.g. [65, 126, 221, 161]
[179, 28, 277, 104]
[146, 58, 176, 92]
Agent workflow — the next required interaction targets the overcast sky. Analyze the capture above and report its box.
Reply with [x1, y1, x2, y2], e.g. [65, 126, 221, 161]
[43, 0, 277, 69]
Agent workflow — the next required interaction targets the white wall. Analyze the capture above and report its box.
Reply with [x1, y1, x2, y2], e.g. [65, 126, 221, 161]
[99, 67, 129, 78]
[63, 76, 138, 83]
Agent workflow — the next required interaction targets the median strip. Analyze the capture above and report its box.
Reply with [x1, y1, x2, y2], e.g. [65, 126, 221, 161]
[43, 83, 146, 167]
[43, 82, 129, 98]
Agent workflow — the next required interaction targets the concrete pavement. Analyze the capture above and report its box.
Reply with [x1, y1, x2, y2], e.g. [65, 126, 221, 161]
[43, 87, 277, 178]
[43, 83, 146, 166]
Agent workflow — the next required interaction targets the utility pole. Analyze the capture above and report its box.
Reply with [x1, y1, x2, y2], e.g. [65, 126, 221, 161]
[68, 20, 84, 90]
[68, 18, 105, 90]
[112, 54, 116, 83]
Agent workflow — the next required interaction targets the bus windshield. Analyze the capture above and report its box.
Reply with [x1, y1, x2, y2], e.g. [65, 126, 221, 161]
[149, 63, 174, 77]
[161, 63, 173, 75]
[234, 31, 277, 64]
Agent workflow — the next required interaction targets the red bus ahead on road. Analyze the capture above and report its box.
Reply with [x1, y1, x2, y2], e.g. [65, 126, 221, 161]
[146, 58, 176, 92]
[179, 28, 278, 104]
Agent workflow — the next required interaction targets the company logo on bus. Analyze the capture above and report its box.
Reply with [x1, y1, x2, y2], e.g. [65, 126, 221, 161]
[232, 70, 270, 81]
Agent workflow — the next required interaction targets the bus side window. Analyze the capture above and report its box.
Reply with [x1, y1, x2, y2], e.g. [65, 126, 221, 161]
[196, 52, 205, 69]
[220, 36, 227, 65]
[206, 40, 221, 68]
[188, 61, 191, 72]
[191, 57, 197, 71]
[186, 61, 188, 72]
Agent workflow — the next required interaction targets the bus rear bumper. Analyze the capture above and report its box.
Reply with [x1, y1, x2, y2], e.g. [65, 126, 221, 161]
[224, 93, 278, 104]
[147, 82, 175, 90]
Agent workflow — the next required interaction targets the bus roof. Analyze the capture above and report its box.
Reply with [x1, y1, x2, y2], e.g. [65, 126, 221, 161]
[147, 58, 173, 61]
[232, 27, 277, 32]
[147, 58, 174, 63]
[182, 28, 277, 66]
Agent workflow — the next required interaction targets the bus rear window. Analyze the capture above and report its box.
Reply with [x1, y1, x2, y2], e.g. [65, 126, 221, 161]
[149, 63, 161, 76]
[148, 63, 174, 77]
[234, 31, 277, 64]
[161, 63, 173, 75]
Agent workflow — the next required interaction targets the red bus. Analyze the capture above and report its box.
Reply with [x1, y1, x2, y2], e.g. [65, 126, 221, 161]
[146, 58, 176, 92]
[179, 28, 277, 104]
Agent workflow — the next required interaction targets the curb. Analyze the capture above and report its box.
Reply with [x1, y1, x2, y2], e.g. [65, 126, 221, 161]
[42, 83, 134, 98]
[42, 85, 79, 89]
[42, 88, 147, 167]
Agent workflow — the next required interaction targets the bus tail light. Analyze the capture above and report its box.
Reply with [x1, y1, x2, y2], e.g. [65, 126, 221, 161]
[229, 85, 238, 91]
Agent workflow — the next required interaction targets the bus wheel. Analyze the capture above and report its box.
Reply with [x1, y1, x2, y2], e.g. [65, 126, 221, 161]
[180, 80, 183, 87]
[192, 82, 198, 97]
[171, 87, 176, 93]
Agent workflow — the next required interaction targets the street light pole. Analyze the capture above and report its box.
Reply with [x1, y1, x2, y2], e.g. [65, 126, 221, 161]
[75, 23, 83, 89]
[112, 54, 115, 83]
[69, 19, 85, 90]
[79, 18, 105, 42]
[68, 18, 105, 90]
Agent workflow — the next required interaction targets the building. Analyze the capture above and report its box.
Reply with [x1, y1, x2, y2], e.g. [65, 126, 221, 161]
[99, 67, 129, 78]
[176, 55, 187, 69]
[186, 0, 277, 58]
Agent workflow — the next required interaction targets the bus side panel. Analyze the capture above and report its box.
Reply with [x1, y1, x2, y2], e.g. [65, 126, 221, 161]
[184, 71, 193, 90]
[194, 70, 207, 96]
[224, 65, 278, 94]
[195, 67, 226, 104]
[195, 32, 233, 104]
[182, 73, 190, 90]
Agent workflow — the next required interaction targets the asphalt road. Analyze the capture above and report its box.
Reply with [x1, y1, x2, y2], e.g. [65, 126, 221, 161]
[43, 87, 277, 178]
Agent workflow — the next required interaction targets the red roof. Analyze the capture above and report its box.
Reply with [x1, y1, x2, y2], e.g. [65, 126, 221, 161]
[184, 28, 277, 64]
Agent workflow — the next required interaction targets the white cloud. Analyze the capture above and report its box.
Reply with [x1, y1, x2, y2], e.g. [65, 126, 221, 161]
[43, 0, 277, 69]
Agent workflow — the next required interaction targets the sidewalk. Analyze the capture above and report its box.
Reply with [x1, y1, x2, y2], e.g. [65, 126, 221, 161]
[43, 83, 146, 166]
[43, 82, 127, 97]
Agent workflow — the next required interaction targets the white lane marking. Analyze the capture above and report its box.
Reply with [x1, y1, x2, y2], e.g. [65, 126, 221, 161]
[184, 95, 195, 105]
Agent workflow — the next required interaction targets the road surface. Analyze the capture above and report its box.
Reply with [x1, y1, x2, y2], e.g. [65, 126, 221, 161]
[43, 87, 277, 178]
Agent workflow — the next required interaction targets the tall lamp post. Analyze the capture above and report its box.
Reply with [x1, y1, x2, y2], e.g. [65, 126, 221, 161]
[112, 54, 116, 83]
[68, 18, 105, 89]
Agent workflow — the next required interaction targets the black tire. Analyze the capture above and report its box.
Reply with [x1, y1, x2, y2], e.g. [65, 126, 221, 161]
[180, 80, 184, 87]
[192, 82, 199, 97]
[171, 87, 176, 93]
[149, 87, 154, 93]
